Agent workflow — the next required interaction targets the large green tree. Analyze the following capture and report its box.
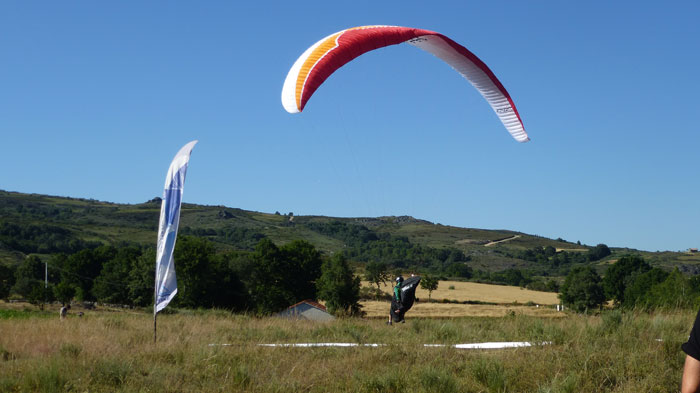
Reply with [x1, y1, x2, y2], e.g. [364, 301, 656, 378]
[27, 283, 54, 310]
[603, 255, 650, 305]
[588, 244, 611, 261]
[128, 248, 156, 307]
[214, 251, 250, 311]
[279, 240, 322, 301]
[559, 266, 605, 313]
[61, 246, 116, 301]
[644, 268, 697, 309]
[172, 236, 218, 309]
[92, 247, 141, 304]
[13, 255, 54, 309]
[249, 239, 292, 314]
[317, 253, 362, 316]
[54, 281, 76, 306]
[12, 255, 44, 297]
[622, 267, 669, 309]
[248, 239, 323, 315]
[0, 263, 16, 300]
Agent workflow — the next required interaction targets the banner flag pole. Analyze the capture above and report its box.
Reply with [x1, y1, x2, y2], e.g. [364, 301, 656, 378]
[153, 140, 198, 343]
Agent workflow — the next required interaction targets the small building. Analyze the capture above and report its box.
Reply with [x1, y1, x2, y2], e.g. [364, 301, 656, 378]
[689, 248, 698, 253]
[275, 300, 335, 321]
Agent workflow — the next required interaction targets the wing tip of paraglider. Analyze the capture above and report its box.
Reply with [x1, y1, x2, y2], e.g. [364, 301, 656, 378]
[283, 105, 302, 114]
[510, 135, 530, 143]
[513, 131, 530, 143]
[281, 89, 302, 114]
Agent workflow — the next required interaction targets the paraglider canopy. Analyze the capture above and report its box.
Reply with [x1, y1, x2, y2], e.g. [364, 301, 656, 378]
[399, 275, 421, 312]
[282, 25, 529, 142]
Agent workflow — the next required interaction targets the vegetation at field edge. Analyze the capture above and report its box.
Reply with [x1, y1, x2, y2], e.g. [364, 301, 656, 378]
[0, 305, 690, 392]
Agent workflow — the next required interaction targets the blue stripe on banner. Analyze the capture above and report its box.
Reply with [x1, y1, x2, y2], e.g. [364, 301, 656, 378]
[155, 140, 197, 313]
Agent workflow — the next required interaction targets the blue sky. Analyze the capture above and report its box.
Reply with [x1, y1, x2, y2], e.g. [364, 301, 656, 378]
[1, 2, 698, 252]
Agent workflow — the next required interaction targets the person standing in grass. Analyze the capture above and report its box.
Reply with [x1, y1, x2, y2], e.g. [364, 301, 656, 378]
[387, 276, 404, 325]
[59, 304, 70, 320]
[682, 308, 700, 392]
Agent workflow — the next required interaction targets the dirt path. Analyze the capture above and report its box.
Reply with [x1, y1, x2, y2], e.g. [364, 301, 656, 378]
[484, 235, 521, 247]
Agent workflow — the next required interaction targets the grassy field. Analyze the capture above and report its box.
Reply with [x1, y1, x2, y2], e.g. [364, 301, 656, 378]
[362, 280, 561, 305]
[0, 301, 692, 392]
[361, 301, 564, 318]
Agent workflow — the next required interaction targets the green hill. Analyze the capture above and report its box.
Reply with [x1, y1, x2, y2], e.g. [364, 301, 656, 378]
[1, 189, 699, 278]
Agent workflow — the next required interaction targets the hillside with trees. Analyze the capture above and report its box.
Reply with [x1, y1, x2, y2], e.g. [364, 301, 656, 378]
[2, 190, 700, 314]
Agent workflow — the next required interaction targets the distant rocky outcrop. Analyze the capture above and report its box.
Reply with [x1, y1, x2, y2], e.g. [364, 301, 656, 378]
[218, 210, 234, 219]
[679, 264, 700, 275]
[390, 215, 432, 225]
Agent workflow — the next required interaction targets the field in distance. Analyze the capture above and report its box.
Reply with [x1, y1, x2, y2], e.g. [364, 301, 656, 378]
[362, 280, 560, 305]
[360, 280, 561, 318]
[360, 301, 564, 318]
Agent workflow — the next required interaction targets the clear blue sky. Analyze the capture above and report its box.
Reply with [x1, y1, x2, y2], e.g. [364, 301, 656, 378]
[1, 2, 698, 252]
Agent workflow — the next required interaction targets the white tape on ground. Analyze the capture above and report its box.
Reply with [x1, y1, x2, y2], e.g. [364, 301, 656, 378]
[424, 342, 551, 349]
[220, 341, 553, 349]
[258, 343, 385, 347]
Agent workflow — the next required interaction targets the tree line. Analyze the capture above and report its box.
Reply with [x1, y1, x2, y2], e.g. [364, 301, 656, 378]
[305, 221, 469, 273]
[0, 237, 362, 316]
[559, 254, 700, 312]
[0, 221, 101, 254]
[508, 244, 611, 267]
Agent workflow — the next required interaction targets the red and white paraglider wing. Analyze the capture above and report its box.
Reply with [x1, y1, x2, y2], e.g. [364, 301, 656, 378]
[281, 25, 529, 143]
[406, 33, 529, 142]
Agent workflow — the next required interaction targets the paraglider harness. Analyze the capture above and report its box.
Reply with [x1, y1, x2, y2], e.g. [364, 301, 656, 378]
[390, 275, 421, 323]
[391, 280, 405, 323]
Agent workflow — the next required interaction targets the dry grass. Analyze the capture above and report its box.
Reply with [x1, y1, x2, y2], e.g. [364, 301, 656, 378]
[363, 280, 560, 305]
[0, 302, 692, 392]
[361, 301, 564, 318]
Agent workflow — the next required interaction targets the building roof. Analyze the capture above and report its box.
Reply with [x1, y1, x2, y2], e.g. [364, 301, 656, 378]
[286, 299, 327, 311]
[275, 299, 334, 321]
